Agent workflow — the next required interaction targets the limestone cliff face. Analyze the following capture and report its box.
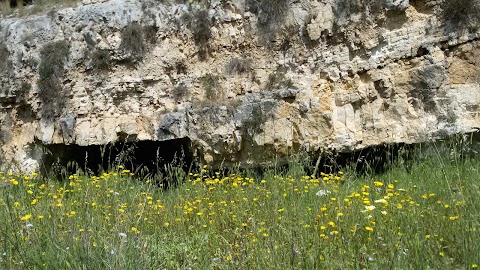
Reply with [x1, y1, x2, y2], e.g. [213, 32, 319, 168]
[0, 0, 479, 170]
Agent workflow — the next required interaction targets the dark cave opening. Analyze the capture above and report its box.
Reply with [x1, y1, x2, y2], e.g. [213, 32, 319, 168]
[316, 143, 416, 175]
[279, 143, 416, 177]
[39, 138, 193, 184]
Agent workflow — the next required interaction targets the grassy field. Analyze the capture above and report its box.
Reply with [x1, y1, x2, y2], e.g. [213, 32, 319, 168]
[0, 142, 479, 269]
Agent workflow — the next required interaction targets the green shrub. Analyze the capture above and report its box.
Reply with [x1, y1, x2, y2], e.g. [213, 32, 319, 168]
[333, 0, 383, 24]
[174, 61, 187, 74]
[15, 81, 31, 103]
[38, 40, 69, 81]
[172, 83, 188, 102]
[0, 41, 12, 72]
[119, 22, 147, 63]
[37, 40, 69, 119]
[441, 0, 480, 30]
[246, 0, 289, 35]
[164, 60, 187, 78]
[188, 9, 212, 60]
[225, 57, 252, 75]
[90, 49, 111, 71]
[242, 103, 270, 135]
[0, 127, 10, 143]
[143, 24, 158, 45]
[25, 57, 39, 69]
[200, 73, 220, 101]
[266, 70, 294, 91]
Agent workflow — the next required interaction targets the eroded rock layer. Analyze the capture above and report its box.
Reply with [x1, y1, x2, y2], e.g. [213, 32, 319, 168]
[0, 0, 479, 170]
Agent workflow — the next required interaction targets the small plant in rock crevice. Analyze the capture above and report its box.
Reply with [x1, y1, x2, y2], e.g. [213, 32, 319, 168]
[246, 0, 289, 37]
[188, 9, 213, 61]
[0, 41, 14, 96]
[265, 68, 294, 91]
[143, 24, 159, 45]
[0, 41, 12, 72]
[119, 22, 158, 64]
[119, 22, 147, 63]
[90, 49, 111, 71]
[172, 83, 188, 102]
[333, 0, 383, 21]
[225, 57, 252, 75]
[331, 0, 385, 34]
[242, 103, 272, 136]
[441, 0, 480, 31]
[200, 73, 221, 101]
[14, 81, 31, 104]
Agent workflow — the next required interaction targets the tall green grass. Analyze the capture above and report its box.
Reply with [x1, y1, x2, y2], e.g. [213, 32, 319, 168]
[0, 140, 479, 269]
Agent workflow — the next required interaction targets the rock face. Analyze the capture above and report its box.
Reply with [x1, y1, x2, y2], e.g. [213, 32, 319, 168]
[0, 0, 479, 171]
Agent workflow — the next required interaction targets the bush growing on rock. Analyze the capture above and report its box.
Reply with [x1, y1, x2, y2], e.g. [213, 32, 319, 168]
[0, 41, 12, 72]
[188, 9, 212, 61]
[200, 73, 221, 101]
[143, 24, 159, 45]
[266, 69, 294, 91]
[90, 49, 111, 71]
[37, 40, 69, 120]
[0, 41, 14, 97]
[120, 22, 147, 63]
[173, 83, 188, 102]
[38, 40, 69, 84]
[15, 81, 31, 103]
[225, 57, 252, 75]
[441, 0, 480, 30]
[333, 0, 383, 23]
[246, 0, 289, 36]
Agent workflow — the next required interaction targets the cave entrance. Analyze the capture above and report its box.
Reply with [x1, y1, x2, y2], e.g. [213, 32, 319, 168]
[40, 138, 193, 180]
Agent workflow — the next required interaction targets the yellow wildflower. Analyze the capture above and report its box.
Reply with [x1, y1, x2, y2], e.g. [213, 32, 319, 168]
[20, 214, 32, 221]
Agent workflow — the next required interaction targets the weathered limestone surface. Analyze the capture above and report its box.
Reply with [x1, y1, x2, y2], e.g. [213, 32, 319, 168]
[0, 0, 479, 170]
